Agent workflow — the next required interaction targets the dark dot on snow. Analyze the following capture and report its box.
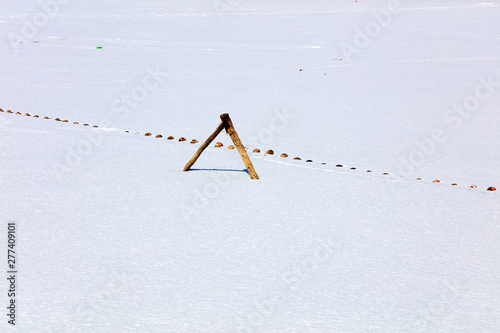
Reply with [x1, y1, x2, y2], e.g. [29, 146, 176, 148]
[350, 167, 356, 170]
[336, 165, 343, 167]
[306, 160, 313, 162]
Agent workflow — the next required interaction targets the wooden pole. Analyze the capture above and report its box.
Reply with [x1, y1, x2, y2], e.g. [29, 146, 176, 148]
[183, 121, 225, 172]
[183, 113, 259, 179]
[220, 113, 259, 179]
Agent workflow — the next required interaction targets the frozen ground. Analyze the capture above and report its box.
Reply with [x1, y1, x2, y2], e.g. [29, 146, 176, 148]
[1, 1, 499, 332]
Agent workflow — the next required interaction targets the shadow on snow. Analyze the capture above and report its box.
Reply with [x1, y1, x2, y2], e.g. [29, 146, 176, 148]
[188, 168, 249, 174]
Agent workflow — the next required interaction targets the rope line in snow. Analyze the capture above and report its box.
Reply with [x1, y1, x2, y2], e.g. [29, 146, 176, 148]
[1, 108, 497, 193]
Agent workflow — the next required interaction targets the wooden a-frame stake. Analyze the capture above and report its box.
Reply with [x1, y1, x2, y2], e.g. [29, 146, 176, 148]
[183, 113, 259, 179]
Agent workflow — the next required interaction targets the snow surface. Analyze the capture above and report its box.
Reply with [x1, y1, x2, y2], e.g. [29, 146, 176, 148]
[1, 1, 499, 332]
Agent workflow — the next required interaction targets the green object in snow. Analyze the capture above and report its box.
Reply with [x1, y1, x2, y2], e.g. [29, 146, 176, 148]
[96, 46, 102, 49]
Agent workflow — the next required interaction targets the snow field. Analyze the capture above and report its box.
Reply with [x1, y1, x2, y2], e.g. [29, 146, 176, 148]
[1, 0, 500, 332]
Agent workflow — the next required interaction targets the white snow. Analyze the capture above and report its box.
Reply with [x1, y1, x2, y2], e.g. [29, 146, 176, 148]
[1, 0, 499, 332]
